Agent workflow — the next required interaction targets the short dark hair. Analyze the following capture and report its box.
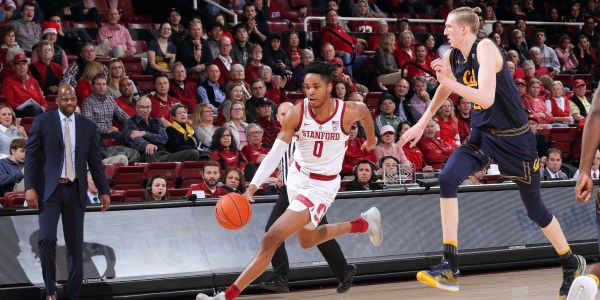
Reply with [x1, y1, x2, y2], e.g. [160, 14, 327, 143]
[414, 44, 427, 50]
[547, 148, 562, 157]
[10, 138, 26, 153]
[153, 74, 169, 85]
[92, 73, 106, 85]
[204, 160, 220, 170]
[170, 103, 187, 116]
[79, 42, 94, 54]
[22, 2, 36, 10]
[305, 60, 336, 84]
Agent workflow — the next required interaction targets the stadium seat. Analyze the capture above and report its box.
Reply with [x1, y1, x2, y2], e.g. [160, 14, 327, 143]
[555, 74, 573, 88]
[179, 161, 205, 188]
[130, 75, 153, 92]
[169, 188, 189, 200]
[267, 21, 290, 33]
[110, 190, 125, 202]
[573, 74, 592, 87]
[83, 0, 109, 16]
[289, 0, 311, 8]
[365, 92, 381, 110]
[45, 95, 58, 110]
[123, 189, 144, 202]
[411, 24, 428, 33]
[122, 56, 143, 75]
[112, 165, 145, 190]
[549, 128, 578, 160]
[72, 22, 99, 37]
[116, 0, 151, 22]
[5, 192, 26, 208]
[539, 128, 552, 141]
[18, 117, 34, 134]
[430, 24, 444, 34]
[144, 162, 179, 188]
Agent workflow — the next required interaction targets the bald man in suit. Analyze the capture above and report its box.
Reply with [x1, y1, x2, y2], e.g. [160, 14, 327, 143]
[25, 84, 110, 300]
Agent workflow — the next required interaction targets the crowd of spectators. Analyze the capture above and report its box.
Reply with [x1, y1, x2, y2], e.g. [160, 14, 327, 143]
[0, 0, 598, 205]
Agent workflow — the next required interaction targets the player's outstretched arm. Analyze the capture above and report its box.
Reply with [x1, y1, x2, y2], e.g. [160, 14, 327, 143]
[345, 101, 377, 150]
[244, 104, 301, 202]
[398, 53, 453, 148]
[575, 87, 600, 202]
[433, 39, 499, 110]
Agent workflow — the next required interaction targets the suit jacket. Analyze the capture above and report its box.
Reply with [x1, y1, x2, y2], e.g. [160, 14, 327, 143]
[541, 168, 568, 181]
[24, 110, 110, 208]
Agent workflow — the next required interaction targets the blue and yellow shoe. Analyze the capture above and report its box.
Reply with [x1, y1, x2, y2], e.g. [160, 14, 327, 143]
[559, 255, 587, 300]
[416, 259, 460, 292]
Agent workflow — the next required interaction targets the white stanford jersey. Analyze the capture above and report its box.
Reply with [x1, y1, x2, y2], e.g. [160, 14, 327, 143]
[294, 98, 349, 176]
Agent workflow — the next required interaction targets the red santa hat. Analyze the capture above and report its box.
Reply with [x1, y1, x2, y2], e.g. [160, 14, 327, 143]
[42, 22, 60, 36]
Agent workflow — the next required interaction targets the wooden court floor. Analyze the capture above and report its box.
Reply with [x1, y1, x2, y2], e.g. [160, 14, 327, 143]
[237, 267, 599, 300]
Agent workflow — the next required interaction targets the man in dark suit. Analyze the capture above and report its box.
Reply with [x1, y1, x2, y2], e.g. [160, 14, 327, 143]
[541, 148, 569, 180]
[24, 83, 110, 300]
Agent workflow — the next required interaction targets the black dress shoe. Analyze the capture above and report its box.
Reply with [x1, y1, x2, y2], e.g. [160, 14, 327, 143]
[259, 275, 289, 293]
[337, 264, 357, 293]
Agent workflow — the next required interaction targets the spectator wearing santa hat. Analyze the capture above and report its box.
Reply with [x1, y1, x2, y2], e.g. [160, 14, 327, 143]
[29, 40, 63, 95]
[30, 22, 68, 70]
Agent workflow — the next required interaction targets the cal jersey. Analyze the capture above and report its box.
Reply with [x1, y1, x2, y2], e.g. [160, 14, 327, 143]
[449, 38, 527, 130]
[294, 98, 349, 176]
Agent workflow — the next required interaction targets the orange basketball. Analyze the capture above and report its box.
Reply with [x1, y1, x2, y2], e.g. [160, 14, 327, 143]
[215, 193, 252, 230]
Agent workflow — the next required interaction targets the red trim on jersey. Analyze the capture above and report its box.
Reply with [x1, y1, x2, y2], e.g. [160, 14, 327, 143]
[296, 194, 315, 208]
[309, 98, 339, 125]
[340, 100, 350, 135]
[295, 99, 305, 132]
[296, 162, 338, 181]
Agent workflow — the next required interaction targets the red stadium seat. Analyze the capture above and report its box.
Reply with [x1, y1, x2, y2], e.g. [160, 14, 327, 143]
[289, 0, 311, 8]
[130, 75, 153, 92]
[179, 161, 205, 188]
[5, 192, 26, 208]
[430, 24, 445, 34]
[72, 22, 99, 37]
[539, 128, 552, 141]
[83, 0, 109, 16]
[110, 190, 125, 202]
[365, 92, 382, 110]
[116, 0, 151, 22]
[555, 74, 573, 89]
[573, 74, 592, 87]
[144, 162, 179, 188]
[411, 24, 428, 33]
[122, 56, 143, 75]
[45, 95, 58, 110]
[549, 128, 578, 160]
[267, 21, 290, 33]
[123, 189, 143, 202]
[18, 117, 34, 134]
[112, 165, 145, 190]
[169, 188, 189, 200]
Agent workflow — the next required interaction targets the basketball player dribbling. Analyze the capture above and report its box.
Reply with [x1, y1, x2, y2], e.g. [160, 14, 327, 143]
[196, 61, 382, 300]
[398, 7, 585, 299]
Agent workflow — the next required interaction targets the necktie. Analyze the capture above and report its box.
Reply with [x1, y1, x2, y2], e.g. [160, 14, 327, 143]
[64, 118, 75, 180]
[593, 171, 597, 179]
[93, 197, 99, 204]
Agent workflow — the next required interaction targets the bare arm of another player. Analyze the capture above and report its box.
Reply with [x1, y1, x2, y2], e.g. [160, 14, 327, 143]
[434, 39, 499, 110]
[345, 101, 377, 150]
[243, 104, 301, 202]
[575, 88, 600, 202]
[397, 52, 453, 147]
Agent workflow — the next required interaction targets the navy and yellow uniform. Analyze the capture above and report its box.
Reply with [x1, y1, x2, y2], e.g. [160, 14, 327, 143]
[439, 38, 552, 228]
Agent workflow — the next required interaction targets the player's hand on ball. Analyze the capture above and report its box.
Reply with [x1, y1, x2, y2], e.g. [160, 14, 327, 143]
[243, 184, 258, 203]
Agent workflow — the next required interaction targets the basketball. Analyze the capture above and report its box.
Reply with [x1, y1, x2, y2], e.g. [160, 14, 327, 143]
[215, 193, 252, 230]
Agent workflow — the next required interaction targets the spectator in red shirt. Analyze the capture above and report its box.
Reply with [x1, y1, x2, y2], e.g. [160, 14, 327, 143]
[75, 61, 104, 107]
[433, 98, 460, 148]
[115, 77, 136, 128]
[545, 81, 574, 126]
[212, 36, 239, 87]
[394, 30, 416, 69]
[368, 19, 389, 51]
[397, 121, 433, 172]
[529, 47, 550, 78]
[319, 9, 367, 77]
[255, 98, 281, 147]
[506, 50, 525, 80]
[341, 122, 377, 177]
[29, 40, 63, 96]
[417, 119, 454, 170]
[169, 62, 199, 113]
[150, 74, 181, 128]
[186, 160, 228, 198]
[455, 97, 471, 143]
[245, 44, 263, 84]
[210, 126, 248, 172]
[423, 34, 441, 62]
[2, 52, 46, 118]
[241, 123, 268, 164]
[348, 0, 376, 33]
[285, 31, 303, 72]
[405, 44, 436, 83]
[259, 65, 287, 105]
